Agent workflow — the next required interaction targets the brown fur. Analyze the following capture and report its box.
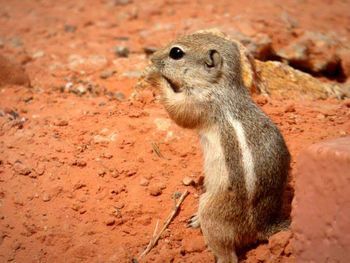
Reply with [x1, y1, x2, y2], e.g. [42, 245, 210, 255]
[147, 31, 290, 263]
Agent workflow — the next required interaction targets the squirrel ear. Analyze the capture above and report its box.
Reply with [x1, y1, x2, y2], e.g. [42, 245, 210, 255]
[205, 49, 222, 69]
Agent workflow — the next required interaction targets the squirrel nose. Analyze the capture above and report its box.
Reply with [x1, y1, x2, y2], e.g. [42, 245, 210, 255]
[150, 54, 158, 64]
[150, 54, 164, 69]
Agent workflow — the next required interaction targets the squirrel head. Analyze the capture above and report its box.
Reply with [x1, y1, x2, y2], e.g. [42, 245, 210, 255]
[148, 32, 246, 129]
[150, 33, 244, 92]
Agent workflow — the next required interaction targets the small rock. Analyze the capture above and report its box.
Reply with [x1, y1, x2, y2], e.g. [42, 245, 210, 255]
[54, 119, 68, 126]
[256, 96, 268, 106]
[35, 163, 45, 176]
[105, 218, 115, 226]
[114, 46, 129, 57]
[182, 176, 195, 186]
[316, 113, 326, 120]
[100, 69, 116, 79]
[42, 193, 51, 202]
[126, 169, 137, 177]
[115, 203, 125, 209]
[12, 241, 22, 251]
[284, 240, 293, 256]
[339, 130, 347, 136]
[101, 152, 113, 159]
[71, 160, 87, 167]
[268, 230, 292, 256]
[114, 91, 126, 101]
[73, 182, 87, 190]
[97, 169, 106, 177]
[32, 50, 45, 59]
[284, 103, 296, 113]
[139, 178, 149, 186]
[149, 185, 162, 196]
[71, 203, 82, 211]
[75, 85, 87, 95]
[13, 162, 31, 176]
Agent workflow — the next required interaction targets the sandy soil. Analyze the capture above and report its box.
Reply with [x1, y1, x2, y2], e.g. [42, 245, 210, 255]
[0, 0, 350, 262]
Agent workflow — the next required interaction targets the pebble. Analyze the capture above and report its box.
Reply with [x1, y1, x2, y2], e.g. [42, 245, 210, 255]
[75, 85, 87, 95]
[101, 152, 113, 159]
[316, 113, 326, 120]
[105, 218, 115, 226]
[139, 178, 149, 186]
[71, 160, 87, 167]
[13, 162, 31, 176]
[114, 46, 129, 57]
[114, 92, 126, 101]
[100, 69, 116, 79]
[148, 185, 162, 196]
[284, 103, 296, 113]
[268, 230, 292, 256]
[182, 176, 195, 186]
[126, 168, 137, 177]
[97, 169, 106, 177]
[32, 50, 45, 59]
[54, 119, 68, 126]
[35, 163, 45, 176]
[256, 96, 268, 106]
[42, 193, 51, 202]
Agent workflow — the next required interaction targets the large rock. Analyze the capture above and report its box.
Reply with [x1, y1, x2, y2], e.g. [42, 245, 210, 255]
[292, 137, 350, 263]
[254, 60, 345, 99]
[0, 54, 30, 87]
[275, 31, 350, 82]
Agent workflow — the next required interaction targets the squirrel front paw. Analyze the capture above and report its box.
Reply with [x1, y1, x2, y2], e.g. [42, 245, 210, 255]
[187, 213, 200, 228]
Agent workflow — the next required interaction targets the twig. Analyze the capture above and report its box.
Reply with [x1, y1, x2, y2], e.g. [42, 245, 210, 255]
[151, 142, 165, 159]
[139, 190, 189, 259]
[139, 220, 159, 259]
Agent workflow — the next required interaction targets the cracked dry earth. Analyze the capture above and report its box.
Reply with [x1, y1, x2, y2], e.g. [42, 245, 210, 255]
[1, 0, 350, 262]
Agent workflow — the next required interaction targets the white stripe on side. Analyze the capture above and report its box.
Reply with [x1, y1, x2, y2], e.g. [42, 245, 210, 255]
[227, 114, 256, 198]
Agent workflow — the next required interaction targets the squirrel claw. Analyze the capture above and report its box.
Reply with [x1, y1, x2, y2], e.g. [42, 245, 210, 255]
[187, 213, 200, 228]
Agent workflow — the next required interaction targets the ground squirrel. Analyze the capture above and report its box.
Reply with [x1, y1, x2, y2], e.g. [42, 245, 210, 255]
[147, 31, 290, 263]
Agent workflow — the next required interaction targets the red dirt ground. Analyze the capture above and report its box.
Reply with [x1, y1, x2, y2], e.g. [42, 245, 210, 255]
[1, 1, 350, 262]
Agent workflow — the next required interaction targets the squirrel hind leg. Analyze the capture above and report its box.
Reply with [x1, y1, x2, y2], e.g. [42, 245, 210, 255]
[214, 251, 238, 263]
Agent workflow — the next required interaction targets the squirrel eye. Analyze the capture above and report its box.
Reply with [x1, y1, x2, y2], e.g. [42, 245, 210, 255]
[169, 47, 185, 60]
